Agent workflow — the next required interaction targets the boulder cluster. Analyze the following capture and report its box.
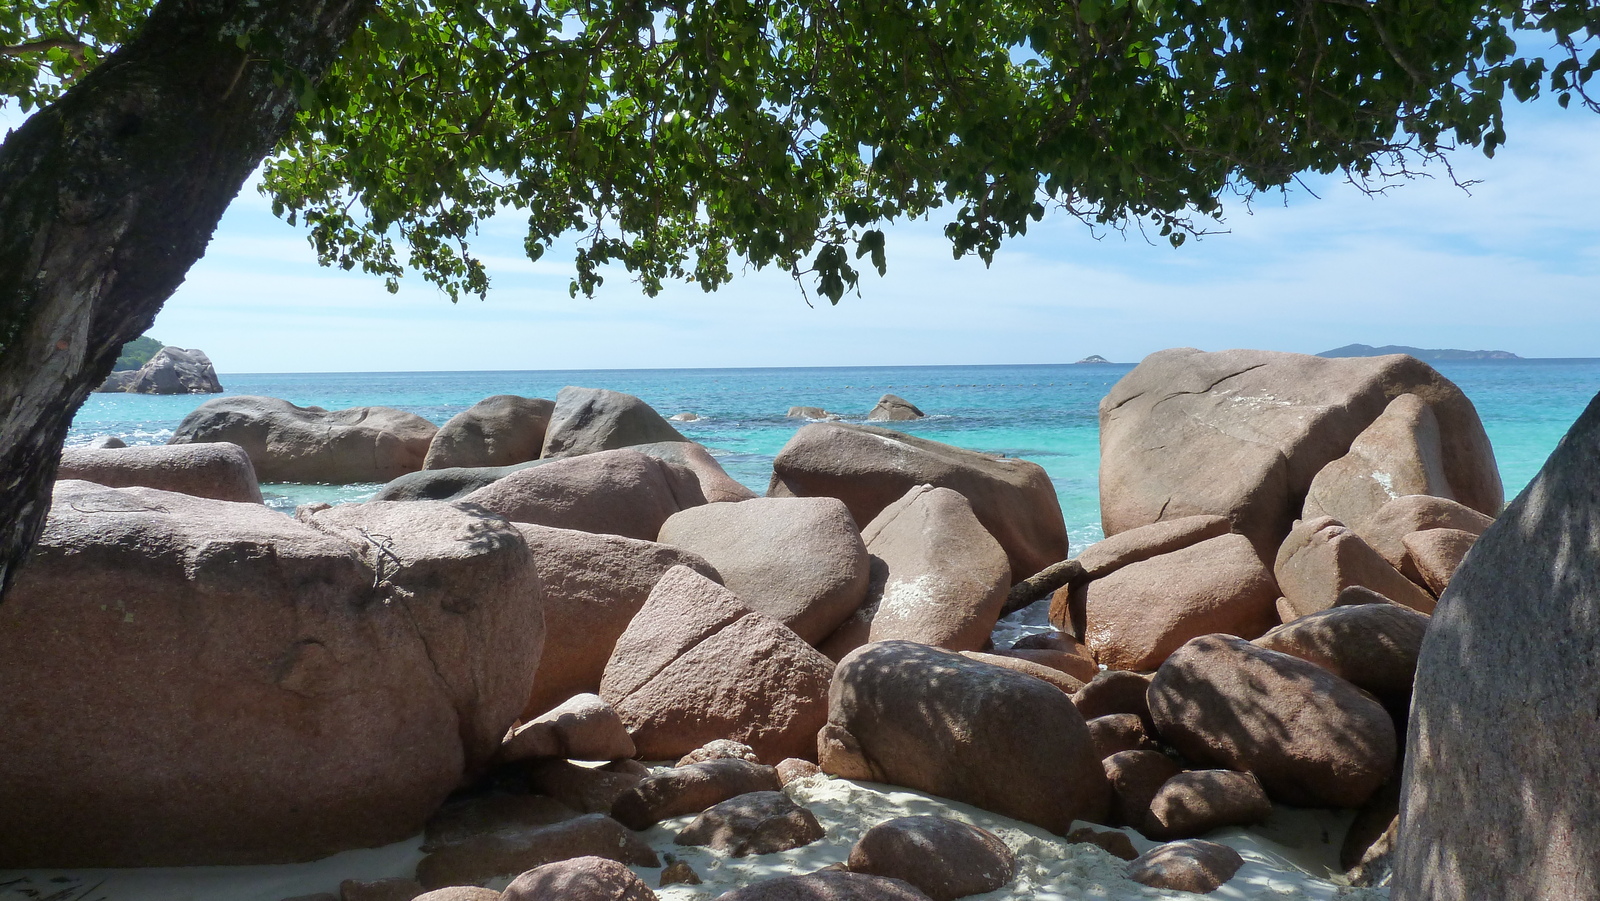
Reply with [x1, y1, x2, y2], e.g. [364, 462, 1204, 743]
[13, 348, 1500, 898]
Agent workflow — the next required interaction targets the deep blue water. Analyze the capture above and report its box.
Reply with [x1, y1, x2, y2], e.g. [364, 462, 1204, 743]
[67, 359, 1600, 549]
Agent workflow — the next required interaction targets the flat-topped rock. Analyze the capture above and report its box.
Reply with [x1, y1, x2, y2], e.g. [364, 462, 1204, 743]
[58, 441, 262, 503]
[169, 395, 436, 483]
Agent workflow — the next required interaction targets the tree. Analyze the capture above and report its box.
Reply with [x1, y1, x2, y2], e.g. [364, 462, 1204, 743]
[0, 0, 1596, 596]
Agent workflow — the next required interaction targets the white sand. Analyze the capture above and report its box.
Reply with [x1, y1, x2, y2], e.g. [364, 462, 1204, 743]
[0, 774, 1388, 901]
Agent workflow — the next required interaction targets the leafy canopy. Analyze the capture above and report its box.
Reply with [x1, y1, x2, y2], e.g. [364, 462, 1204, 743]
[5, 0, 1599, 303]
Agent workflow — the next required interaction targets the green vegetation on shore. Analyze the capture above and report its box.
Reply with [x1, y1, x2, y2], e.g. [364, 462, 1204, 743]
[112, 336, 163, 372]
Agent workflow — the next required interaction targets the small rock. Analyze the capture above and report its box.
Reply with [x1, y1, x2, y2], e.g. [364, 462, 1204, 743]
[413, 890, 502, 901]
[500, 856, 658, 901]
[340, 878, 424, 901]
[501, 694, 636, 763]
[1144, 770, 1272, 840]
[1072, 670, 1155, 734]
[88, 435, 127, 449]
[660, 858, 702, 886]
[786, 406, 840, 420]
[1086, 714, 1156, 759]
[1126, 839, 1245, 894]
[1274, 516, 1436, 618]
[1064, 826, 1139, 861]
[847, 815, 1015, 901]
[669, 413, 700, 422]
[610, 758, 782, 830]
[677, 739, 761, 768]
[866, 394, 926, 421]
[674, 791, 825, 856]
[1351, 493, 1493, 573]
[775, 758, 822, 785]
[1103, 750, 1184, 829]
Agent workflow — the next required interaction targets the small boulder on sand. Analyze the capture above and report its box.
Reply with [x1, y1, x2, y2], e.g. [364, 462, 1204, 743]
[1144, 770, 1273, 840]
[820, 641, 1109, 832]
[673, 790, 825, 856]
[768, 423, 1067, 580]
[847, 816, 1016, 901]
[1103, 751, 1184, 829]
[424, 395, 553, 470]
[821, 485, 1010, 658]
[599, 567, 834, 762]
[58, 441, 263, 503]
[415, 814, 658, 890]
[657, 497, 870, 644]
[1148, 634, 1396, 808]
[500, 856, 659, 901]
[540, 387, 687, 458]
[1127, 839, 1245, 894]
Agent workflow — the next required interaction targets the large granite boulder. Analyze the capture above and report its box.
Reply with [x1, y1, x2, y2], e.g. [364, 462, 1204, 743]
[819, 641, 1110, 832]
[423, 395, 554, 470]
[169, 395, 437, 483]
[464, 449, 699, 541]
[1148, 634, 1396, 808]
[820, 486, 1009, 658]
[768, 423, 1067, 580]
[0, 482, 543, 866]
[97, 346, 223, 394]
[514, 525, 720, 717]
[629, 441, 758, 503]
[599, 566, 834, 762]
[58, 442, 263, 503]
[657, 497, 870, 644]
[1056, 532, 1279, 671]
[1394, 392, 1600, 901]
[540, 387, 687, 458]
[1302, 393, 1459, 529]
[1274, 516, 1436, 617]
[1098, 348, 1502, 557]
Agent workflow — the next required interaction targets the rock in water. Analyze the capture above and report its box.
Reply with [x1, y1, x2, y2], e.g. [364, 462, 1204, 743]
[1395, 392, 1600, 900]
[57, 442, 263, 503]
[424, 395, 554, 470]
[657, 497, 869, 644]
[820, 640, 1110, 832]
[169, 395, 437, 483]
[867, 393, 925, 420]
[628, 440, 758, 503]
[540, 386, 687, 458]
[1098, 348, 1501, 557]
[97, 346, 223, 394]
[768, 423, 1067, 580]
[1148, 634, 1395, 809]
[0, 483, 542, 866]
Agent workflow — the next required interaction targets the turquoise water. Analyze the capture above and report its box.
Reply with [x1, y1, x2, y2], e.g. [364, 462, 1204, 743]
[67, 360, 1600, 549]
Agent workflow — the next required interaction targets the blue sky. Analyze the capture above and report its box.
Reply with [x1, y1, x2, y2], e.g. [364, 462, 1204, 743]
[8, 94, 1600, 372]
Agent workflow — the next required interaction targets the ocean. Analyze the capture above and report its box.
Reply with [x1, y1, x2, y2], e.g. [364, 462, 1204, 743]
[67, 359, 1600, 550]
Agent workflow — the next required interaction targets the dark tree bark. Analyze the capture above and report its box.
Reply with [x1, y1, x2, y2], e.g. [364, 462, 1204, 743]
[0, 0, 371, 597]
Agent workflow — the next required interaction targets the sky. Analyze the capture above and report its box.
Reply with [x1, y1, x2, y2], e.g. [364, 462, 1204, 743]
[9, 90, 1600, 373]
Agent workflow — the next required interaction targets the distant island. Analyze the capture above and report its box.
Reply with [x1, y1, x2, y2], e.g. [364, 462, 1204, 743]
[1318, 344, 1521, 361]
[1074, 355, 1114, 364]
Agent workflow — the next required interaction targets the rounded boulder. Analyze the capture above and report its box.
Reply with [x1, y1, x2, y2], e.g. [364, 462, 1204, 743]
[169, 395, 437, 483]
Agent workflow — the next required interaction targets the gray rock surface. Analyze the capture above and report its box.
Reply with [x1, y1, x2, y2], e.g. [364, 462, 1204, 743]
[540, 387, 687, 458]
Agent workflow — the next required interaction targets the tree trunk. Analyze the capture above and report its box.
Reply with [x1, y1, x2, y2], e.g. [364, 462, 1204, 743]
[0, 0, 371, 597]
